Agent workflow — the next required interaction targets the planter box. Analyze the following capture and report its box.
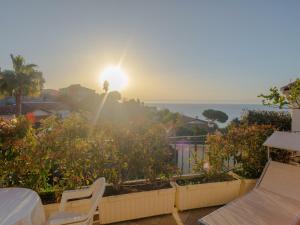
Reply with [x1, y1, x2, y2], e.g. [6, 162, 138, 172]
[99, 183, 175, 224]
[239, 179, 257, 196]
[228, 172, 257, 197]
[43, 183, 175, 224]
[174, 178, 241, 211]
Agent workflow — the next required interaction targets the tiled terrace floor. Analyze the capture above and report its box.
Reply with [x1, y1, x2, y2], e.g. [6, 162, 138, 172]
[98, 206, 220, 225]
[179, 206, 220, 225]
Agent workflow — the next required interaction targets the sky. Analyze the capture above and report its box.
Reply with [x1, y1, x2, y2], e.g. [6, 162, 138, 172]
[1, 0, 300, 103]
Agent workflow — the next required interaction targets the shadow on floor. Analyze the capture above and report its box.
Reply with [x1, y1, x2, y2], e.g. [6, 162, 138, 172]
[179, 206, 220, 225]
[96, 206, 220, 225]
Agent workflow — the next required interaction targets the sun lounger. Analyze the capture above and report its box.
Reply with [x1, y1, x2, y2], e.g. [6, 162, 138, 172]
[199, 161, 300, 225]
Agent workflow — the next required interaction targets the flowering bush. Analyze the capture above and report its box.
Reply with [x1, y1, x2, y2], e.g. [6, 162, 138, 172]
[205, 124, 274, 179]
[0, 114, 176, 199]
[0, 117, 40, 189]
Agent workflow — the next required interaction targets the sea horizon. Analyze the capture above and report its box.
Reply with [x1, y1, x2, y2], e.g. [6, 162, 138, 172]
[145, 102, 288, 127]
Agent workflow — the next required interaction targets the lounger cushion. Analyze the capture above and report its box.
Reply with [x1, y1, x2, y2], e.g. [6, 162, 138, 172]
[199, 161, 300, 225]
[200, 188, 300, 225]
[259, 161, 300, 202]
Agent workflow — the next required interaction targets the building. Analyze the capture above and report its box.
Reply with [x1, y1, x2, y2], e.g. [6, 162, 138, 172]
[181, 115, 217, 129]
[59, 84, 96, 101]
[0, 102, 71, 123]
[280, 81, 295, 94]
[0, 89, 60, 105]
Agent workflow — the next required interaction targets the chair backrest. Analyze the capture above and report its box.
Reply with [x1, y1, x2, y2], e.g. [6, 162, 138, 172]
[258, 161, 300, 202]
[87, 177, 105, 219]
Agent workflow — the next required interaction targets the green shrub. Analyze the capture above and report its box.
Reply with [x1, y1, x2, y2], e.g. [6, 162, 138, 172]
[205, 124, 274, 179]
[0, 117, 42, 189]
[102, 121, 176, 191]
[232, 125, 274, 178]
[241, 110, 291, 131]
[0, 114, 176, 198]
[191, 134, 229, 181]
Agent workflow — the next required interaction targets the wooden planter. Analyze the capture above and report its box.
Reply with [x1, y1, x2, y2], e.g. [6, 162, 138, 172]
[44, 183, 175, 224]
[229, 171, 257, 196]
[99, 183, 175, 224]
[239, 178, 257, 196]
[174, 178, 241, 211]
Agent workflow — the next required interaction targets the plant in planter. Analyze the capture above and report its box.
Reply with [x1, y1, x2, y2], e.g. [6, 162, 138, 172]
[205, 124, 279, 196]
[174, 134, 240, 211]
[0, 117, 47, 190]
[36, 115, 110, 203]
[99, 122, 177, 224]
[228, 125, 274, 179]
[228, 124, 275, 195]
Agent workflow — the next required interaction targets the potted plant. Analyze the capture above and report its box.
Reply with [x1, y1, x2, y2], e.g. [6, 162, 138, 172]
[174, 137, 240, 211]
[215, 123, 277, 196]
[99, 123, 177, 224]
[39, 118, 177, 223]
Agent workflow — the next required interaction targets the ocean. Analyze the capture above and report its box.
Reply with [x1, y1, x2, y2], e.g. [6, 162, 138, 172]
[146, 103, 288, 127]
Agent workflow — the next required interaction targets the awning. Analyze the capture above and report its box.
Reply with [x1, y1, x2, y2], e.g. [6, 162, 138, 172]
[263, 131, 300, 152]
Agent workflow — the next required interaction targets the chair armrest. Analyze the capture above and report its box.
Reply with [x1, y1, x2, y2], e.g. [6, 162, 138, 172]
[59, 188, 92, 211]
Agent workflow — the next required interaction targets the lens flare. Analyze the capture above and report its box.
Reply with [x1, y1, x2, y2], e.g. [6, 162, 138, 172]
[99, 66, 128, 91]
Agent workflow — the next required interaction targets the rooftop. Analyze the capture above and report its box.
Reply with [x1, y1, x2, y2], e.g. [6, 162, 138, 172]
[0, 102, 70, 115]
[280, 81, 296, 93]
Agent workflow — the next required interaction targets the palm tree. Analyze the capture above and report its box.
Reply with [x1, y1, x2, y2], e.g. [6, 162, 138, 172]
[103, 80, 109, 93]
[0, 54, 45, 115]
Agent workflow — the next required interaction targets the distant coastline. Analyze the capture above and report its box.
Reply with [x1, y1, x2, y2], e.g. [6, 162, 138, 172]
[146, 103, 288, 127]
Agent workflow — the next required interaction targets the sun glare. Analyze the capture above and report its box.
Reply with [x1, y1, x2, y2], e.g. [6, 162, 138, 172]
[99, 66, 129, 92]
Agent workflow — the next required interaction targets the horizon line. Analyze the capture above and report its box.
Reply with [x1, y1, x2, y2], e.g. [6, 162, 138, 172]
[143, 100, 262, 105]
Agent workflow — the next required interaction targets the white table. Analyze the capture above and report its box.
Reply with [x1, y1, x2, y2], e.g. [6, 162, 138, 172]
[0, 188, 46, 225]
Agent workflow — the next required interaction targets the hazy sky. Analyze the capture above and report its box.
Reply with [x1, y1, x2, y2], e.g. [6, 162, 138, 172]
[1, 0, 300, 103]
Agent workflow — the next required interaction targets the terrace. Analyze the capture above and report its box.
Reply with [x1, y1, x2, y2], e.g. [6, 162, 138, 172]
[1, 88, 300, 225]
[0, 55, 299, 225]
[105, 207, 220, 225]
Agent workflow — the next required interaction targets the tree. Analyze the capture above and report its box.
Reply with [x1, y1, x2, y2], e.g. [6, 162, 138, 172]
[202, 109, 228, 123]
[0, 55, 45, 115]
[241, 110, 291, 131]
[103, 80, 109, 93]
[206, 124, 274, 178]
[258, 78, 300, 109]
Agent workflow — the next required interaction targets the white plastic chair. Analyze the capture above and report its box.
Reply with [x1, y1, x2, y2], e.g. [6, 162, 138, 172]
[46, 177, 105, 225]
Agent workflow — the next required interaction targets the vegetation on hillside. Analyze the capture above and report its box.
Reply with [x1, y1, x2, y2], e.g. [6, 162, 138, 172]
[58, 91, 213, 136]
[240, 110, 291, 131]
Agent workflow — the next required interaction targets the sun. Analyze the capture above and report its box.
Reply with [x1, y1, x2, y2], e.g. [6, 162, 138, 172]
[99, 66, 129, 92]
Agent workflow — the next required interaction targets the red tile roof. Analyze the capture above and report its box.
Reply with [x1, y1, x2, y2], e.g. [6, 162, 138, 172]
[0, 102, 70, 115]
[281, 81, 295, 92]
